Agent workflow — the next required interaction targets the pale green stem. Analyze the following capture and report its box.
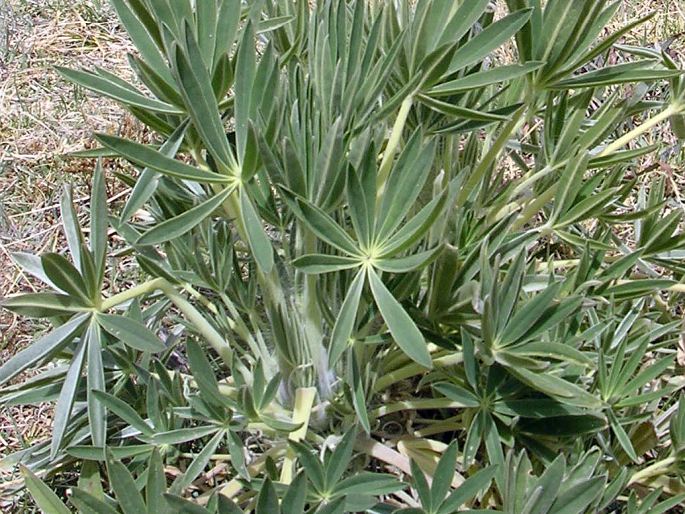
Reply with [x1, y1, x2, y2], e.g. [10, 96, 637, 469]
[370, 398, 471, 418]
[600, 104, 682, 157]
[162, 285, 233, 364]
[355, 436, 414, 477]
[100, 277, 232, 364]
[217, 184, 286, 311]
[615, 279, 685, 294]
[374, 352, 463, 393]
[100, 277, 167, 311]
[376, 95, 414, 200]
[301, 229, 324, 368]
[511, 184, 557, 231]
[628, 456, 676, 486]
[355, 436, 464, 487]
[456, 108, 526, 207]
[219, 445, 287, 499]
[280, 386, 317, 484]
[511, 154, 574, 199]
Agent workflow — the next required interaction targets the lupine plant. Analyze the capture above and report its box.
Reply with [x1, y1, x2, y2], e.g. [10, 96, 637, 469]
[3, 0, 685, 512]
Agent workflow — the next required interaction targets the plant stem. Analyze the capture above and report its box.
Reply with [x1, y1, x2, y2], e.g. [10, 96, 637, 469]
[377, 95, 414, 199]
[370, 398, 472, 418]
[100, 278, 233, 364]
[161, 285, 233, 363]
[374, 352, 463, 393]
[600, 104, 681, 157]
[511, 184, 557, 231]
[219, 445, 287, 499]
[457, 107, 526, 207]
[355, 436, 414, 477]
[100, 277, 167, 311]
[628, 456, 676, 486]
[280, 386, 317, 484]
[355, 436, 464, 487]
[301, 228, 325, 375]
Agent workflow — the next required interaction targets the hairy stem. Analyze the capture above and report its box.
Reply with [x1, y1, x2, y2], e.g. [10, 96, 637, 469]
[100, 278, 232, 363]
[374, 352, 463, 393]
[280, 387, 317, 484]
[377, 95, 414, 200]
[628, 456, 676, 486]
[600, 104, 682, 157]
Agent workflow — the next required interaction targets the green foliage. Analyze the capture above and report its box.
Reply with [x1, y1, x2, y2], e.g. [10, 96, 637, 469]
[3, 0, 685, 512]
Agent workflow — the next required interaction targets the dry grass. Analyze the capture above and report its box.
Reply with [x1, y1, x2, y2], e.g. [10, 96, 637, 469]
[0, 1, 141, 505]
[0, 0, 684, 509]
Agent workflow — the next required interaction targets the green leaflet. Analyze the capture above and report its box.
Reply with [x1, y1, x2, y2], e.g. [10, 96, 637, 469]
[367, 267, 432, 369]
[428, 61, 544, 96]
[240, 186, 275, 273]
[86, 321, 107, 447]
[328, 269, 366, 366]
[446, 9, 533, 75]
[97, 134, 231, 183]
[96, 313, 165, 352]
[292, 254, 361, 274]
[57, 67, 181, 114]
[137, 186, 235, 245]
[50, 337, 87, 459]
[21, 466, 71, 514]
[106, 449, 148, 514]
